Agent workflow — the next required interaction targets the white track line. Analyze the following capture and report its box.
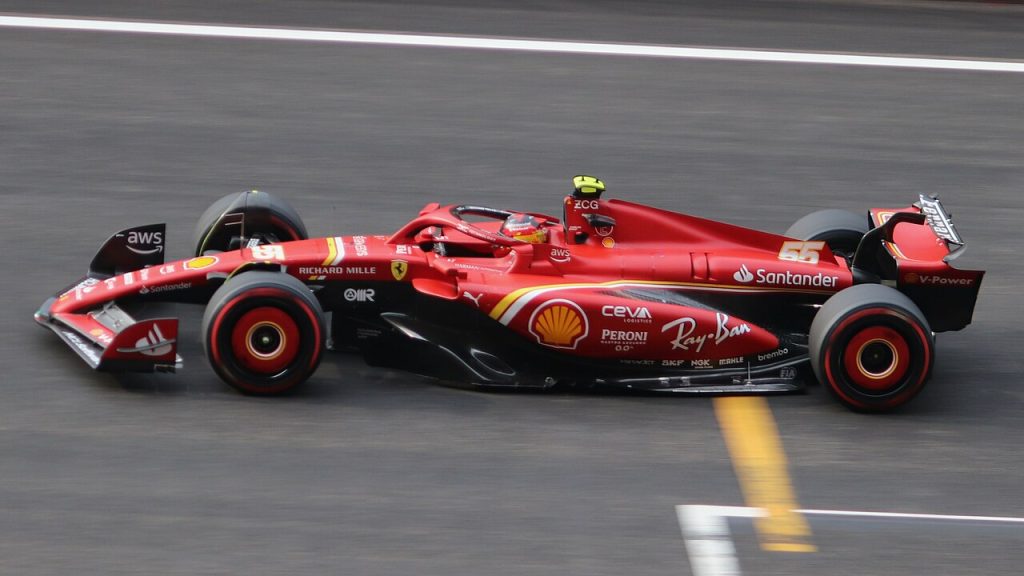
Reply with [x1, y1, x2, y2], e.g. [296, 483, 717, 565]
[678, 506, 746, 576]
[2, 15, 1024, 73]
[677, 505, 1024, 576]
[798, 509, 1024, 523]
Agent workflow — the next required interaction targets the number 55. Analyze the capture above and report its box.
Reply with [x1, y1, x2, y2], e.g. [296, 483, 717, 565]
[778, 241, 825, 264]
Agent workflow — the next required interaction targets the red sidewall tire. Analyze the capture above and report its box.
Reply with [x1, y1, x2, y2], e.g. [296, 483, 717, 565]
[810, 284, 934, 412]
[821, 307, 932, 411]
[203, 273, 324, 395]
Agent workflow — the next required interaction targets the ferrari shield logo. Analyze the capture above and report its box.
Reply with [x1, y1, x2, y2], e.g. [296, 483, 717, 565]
[390, 260, 408, 281]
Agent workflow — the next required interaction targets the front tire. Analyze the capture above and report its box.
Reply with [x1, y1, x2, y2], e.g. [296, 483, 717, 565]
[809, 284, 934, 412]
[202, 271, 325, 395]
[193, 190, 308, 256]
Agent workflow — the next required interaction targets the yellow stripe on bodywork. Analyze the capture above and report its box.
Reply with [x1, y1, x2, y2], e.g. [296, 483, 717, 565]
[715, 397, 816, 552]
[311, 237, 340, 280]
[323, 237, 338, 266]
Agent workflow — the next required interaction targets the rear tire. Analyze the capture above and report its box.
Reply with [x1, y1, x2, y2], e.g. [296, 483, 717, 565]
[193, 190, 308, 256]
[785, 209, 869, 261]
[202, 271, 325, 395]
[809, 284, 933, 412]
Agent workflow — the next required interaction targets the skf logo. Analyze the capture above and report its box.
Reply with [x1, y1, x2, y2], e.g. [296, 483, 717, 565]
[184, 256, 218, 270]
[528, 299, 588, 349]
[390, 260, 408, 281]
[733, 265, 754, 283]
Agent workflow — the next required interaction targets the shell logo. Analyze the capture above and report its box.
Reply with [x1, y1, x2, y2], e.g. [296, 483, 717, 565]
[184, 255, 219, 270]
[528, 299, 588, 349]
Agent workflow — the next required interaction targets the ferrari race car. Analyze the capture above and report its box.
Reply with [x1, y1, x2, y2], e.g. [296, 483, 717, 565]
[35, 176, 983, 411]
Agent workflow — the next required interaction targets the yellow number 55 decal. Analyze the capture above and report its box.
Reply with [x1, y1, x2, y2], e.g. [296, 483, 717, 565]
[778, 241, 825, 264]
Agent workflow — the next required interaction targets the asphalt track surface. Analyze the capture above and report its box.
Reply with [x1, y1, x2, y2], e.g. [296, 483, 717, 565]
[2, 2, 1023, 575]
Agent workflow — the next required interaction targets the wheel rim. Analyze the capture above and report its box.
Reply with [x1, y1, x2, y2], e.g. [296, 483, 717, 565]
[231, 306, 300, 375]
[841, 324, 911, 392]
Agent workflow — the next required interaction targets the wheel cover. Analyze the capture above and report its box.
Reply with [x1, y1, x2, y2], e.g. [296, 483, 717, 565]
[842, 326, 910, 391]
[823, 306, 932, 408]
[230, 306, 300, 375]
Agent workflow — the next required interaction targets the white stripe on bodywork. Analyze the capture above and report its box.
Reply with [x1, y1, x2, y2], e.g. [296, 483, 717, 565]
[497, 281, 711, 325]
[331, 236, 346, 265]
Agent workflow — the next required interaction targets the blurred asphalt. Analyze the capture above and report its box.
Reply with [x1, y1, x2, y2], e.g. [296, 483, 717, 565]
[1, 1, 1023, 575]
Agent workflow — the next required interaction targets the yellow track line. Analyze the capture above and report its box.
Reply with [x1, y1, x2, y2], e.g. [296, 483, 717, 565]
[714, 397, 816, 552]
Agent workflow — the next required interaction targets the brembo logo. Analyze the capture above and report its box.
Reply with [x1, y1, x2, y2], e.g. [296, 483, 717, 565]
[733, 265, 837, 288]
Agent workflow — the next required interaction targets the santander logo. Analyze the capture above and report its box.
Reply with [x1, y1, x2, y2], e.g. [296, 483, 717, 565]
[733, 264, 838, 288]
[733, 265, 754, 283]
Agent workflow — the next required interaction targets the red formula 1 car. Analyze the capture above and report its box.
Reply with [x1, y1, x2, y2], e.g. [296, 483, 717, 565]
[36, 176, 983, 411]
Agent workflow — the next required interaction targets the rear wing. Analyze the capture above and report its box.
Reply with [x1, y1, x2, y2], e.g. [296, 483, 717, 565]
[855, 195, 983, 332]
[34, 297, 181, 372]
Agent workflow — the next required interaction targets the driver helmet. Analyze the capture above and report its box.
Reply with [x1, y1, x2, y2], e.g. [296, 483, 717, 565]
[500, 213, 548, 244]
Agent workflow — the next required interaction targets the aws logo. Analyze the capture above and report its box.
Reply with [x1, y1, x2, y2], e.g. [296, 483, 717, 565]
[528, 299, 588, 350]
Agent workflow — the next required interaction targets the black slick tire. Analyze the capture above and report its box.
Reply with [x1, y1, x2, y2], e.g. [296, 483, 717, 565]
[785, 209, 870, 260]
[202, 271, 325, 395]
[193, 190, 308, 256]
[809, 284, 934, 412]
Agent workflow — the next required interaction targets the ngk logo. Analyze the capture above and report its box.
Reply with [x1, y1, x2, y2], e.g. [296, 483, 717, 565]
[344, 288, 375, 302]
